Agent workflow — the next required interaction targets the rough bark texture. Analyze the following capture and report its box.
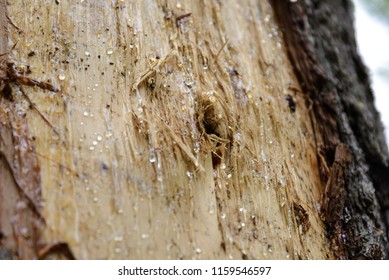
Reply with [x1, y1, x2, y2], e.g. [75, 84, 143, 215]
[1, 0, 387, 260]
[272, 0, 388, 259]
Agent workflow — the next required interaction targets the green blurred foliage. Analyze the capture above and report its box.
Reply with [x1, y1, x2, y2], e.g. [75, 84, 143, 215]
[360, 0, 389, 23]
[358, 0, 389, 81]
[378, 67, 389, 79]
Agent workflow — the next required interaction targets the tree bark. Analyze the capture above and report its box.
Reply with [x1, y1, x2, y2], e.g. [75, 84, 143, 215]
[272, 0, 389, 259]
[0, 0, 387, 259]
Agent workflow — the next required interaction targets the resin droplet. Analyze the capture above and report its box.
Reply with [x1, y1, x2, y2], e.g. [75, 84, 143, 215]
[58, 73, 66, 81]
[149, 149, 156, 163]
[186, 171, 193, 179]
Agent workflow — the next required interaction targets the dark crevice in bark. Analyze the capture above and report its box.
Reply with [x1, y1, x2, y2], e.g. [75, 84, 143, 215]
[272, 0, 388, 259]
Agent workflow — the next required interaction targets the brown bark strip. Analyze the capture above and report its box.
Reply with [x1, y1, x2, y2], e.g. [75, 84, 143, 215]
[271, 1, 340, 162]
[1, 11, 44, 256]
[272, 0, 387, 259]
[271, 0, 345, 259]
[0, 1, 73, 259]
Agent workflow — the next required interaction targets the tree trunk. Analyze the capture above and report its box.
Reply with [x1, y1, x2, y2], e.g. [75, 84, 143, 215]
[0, 0, 387, 260]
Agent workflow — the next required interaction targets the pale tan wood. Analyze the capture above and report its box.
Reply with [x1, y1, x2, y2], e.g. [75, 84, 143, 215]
[1, 0, 331, 259]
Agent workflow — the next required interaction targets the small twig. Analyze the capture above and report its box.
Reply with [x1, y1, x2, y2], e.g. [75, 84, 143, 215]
[19, 86, 60, 136]
[0, 152, 45, 224]
[214, 39, 228, 62]
[38, 242, 76, 260]
[16, 74, 60, 92]
[1, 62, 61, 136]
[0, 41, 18, 57]
[132, 49, 184, 93]
[6, 15, 23, 33]
[176, 12, 192, 23]
[155, 113, 205, 172]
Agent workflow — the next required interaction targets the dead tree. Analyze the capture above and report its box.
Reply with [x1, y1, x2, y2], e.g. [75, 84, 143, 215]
[0, 0, 387, 259]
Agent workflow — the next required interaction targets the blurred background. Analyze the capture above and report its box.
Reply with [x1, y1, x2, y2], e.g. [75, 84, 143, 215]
[354, 0, 389, 147]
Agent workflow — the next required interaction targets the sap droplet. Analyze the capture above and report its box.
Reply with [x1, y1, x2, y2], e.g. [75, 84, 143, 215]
[149, 149, 156, 163]
[194, 141, 200, 153]
[148, 53, 157, 63]
[83, 110, 89, 117]
[106, 48, 113, 55]
[141, 233, 149, 239]
[97, 135, 103, 141]
[114, 236, 123, 242]
[184, 78, 194, 87]
[105, 130, 113, 139]
[93, 197, 98, 202]
[58, 73, 66, 81]
[92, 140, 98, 146]
[195, 247, 202, 254]
[16, 201, 27, 210]
[220, 163, 226, 170]
[20, 227, 30, 238]
[208, 204, 215, 214]
[85, 50, 90, 56]
[221, 213, 226, 219]
[186, 171, 193, 179]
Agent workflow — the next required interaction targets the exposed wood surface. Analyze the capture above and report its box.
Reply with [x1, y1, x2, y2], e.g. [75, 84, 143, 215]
[3, 0, 384, 260]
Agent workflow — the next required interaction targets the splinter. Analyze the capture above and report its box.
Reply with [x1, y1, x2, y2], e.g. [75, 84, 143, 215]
[132, 49, 185, 94]
[0, 61, 61, 135]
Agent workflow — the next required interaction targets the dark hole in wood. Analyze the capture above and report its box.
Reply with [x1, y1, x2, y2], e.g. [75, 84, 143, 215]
[1, 83, 14, 101]
[286, 94, 296, 113]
